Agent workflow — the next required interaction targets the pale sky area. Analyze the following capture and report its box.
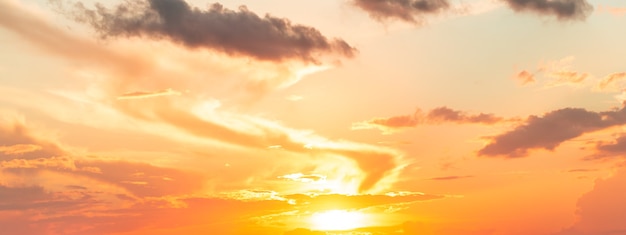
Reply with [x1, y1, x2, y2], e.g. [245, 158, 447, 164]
[1, 0, 626, 234]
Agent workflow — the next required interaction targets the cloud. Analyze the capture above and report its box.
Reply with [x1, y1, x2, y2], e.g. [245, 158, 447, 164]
[352, 107, 505, 134]
[426, 175, 474, 181]
[597, 72, 626, 91]
[279, 173, 326, 183]
[63, 0, 356, 63]
[502, 0, 593, 21]
[598, 5, 626, 17]
[515, 70, 536, 85]
[554, 168, 626, 235]
[479, 106, 626, 158]
[587, 135, 626, 159]
[0, 144, 42, 155]
[350, 0, 450, 23]
[117, 88, 182, 100]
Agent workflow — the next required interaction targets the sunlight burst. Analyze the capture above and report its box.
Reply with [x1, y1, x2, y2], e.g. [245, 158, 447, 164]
[310, 210, 367, 231]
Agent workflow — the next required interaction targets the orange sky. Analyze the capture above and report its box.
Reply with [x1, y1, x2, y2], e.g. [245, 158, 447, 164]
[1, 0, 626, 234]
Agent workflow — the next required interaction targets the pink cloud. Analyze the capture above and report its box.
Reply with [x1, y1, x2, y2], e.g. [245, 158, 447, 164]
[353, 107, 505, 134]
[554, 168, 626, 235]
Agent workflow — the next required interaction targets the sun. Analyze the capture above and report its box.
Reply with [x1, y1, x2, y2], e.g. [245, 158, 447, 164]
[310, 210, 367, 231]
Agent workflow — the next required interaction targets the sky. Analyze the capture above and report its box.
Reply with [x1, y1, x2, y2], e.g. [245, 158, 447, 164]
[1, 0, 626, 234]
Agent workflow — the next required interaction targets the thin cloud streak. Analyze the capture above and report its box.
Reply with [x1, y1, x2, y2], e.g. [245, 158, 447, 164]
[353, 106, 506, 134]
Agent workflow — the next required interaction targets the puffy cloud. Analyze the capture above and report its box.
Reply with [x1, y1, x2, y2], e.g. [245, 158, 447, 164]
[502, 0, 593, 21]
[554, 168, 626, 235]
[350, 0, 450, 23]
[63, 0, 356, 63]
[352, 107, 505, 134]
[479, 106, 626, 158]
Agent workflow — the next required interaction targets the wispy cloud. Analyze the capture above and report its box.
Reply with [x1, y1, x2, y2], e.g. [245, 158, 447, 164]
[426, 175, 474, 181]
[117, 88, 181, 100]
[350, 0, 450, 23]
[353, 106, 506, 134]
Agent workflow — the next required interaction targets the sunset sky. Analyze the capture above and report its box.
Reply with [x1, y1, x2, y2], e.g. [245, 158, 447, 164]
[1, 0, 626, 234]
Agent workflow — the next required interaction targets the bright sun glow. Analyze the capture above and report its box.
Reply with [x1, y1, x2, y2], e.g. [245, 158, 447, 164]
[310, 210, 367, 231]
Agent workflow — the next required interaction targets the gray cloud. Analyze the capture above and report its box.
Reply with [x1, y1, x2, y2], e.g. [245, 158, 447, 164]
[479, 106, 626, 158]
[502, 0, 593, 21]
[351, 0, 450, 23]
[65, 0, 356, 63]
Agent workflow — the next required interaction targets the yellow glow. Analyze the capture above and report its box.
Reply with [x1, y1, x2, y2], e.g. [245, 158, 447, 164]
[310, 210, 367, 231]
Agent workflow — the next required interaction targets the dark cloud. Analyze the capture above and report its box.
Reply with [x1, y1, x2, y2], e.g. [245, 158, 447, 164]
[353, 106, 506, 133]
[351, 0, 450, 23]
[65, 0, 356, 63]
[502, 0, 593, 21]
[479, 106, 626, 158]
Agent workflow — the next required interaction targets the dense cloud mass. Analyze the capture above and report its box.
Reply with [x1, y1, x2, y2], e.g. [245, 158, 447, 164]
[351, 0, 450, 22]
[502, 0, 593, 20]
[67, 0, 356, 63]
[479, 106, 626, 158]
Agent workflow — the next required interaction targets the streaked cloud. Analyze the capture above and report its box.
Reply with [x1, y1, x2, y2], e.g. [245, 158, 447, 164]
[426, 175, 474, 181]
[353, 106, 505, 134]
[0, 144, 41, 155]
[117, 88, 181, 100]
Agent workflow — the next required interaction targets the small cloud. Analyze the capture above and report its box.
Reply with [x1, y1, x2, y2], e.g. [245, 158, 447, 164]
[279, 173, 327, 183]
[502, 0, 593, 21]
[286, 95, 304, 101]
[514, 70, 536, 85]
[598, 5, 626, 17]
[117, 88, 181, 100]
[353, 107, 506, 134]
[350, 0, 450, 23]
[566, 168, 598, 173]
[426, 175, 474, 181]
[597, 72, 626, 91]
